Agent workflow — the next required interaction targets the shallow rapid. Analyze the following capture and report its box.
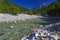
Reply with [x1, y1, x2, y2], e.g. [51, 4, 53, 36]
[21, 16, 60, 40]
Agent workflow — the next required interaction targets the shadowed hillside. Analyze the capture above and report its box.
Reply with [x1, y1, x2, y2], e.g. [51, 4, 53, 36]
[33, 0, 60, 16]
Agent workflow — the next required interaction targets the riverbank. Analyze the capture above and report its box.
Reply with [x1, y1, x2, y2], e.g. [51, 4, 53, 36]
[0, 13, 40, 23]
[0, 13, 60, 40]
[21, 16, 60, 40]
[21, 24, 60, 40]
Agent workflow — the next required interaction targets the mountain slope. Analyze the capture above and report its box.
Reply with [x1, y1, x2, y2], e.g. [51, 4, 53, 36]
[0, 0, 60, 16]
[47, 0, 60, 16]
[0, 0, 29, 15]
[33, 0, 60, 16]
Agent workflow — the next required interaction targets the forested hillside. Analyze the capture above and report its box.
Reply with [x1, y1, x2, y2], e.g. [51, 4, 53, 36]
[0, 0, 60, 16]
[0, 0, 29, 15]
[33, 0, 60, 16]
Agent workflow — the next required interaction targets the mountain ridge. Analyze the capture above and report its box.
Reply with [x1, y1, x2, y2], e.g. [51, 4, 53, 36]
[0, 0, 29, 15]
[0, 0, 60, 16]
[32, 0, 60, 16]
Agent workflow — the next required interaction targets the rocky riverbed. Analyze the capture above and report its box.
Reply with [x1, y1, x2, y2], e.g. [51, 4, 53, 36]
[21, 24, 60, 40]
[21, 16, 60, 40]
[0, 14, 40, 23]
[0, 14, 60, 40]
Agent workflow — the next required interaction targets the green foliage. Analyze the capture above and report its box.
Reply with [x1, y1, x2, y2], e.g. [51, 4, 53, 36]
[0, 0, 60, 15]
[0, 0, 29, 15]
[34, 0, 60, 16]
[46, 0, 60, 16]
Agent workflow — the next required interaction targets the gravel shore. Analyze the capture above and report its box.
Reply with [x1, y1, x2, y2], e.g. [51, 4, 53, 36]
[21, 16, 60, 40]
[0, 14, 40, 23]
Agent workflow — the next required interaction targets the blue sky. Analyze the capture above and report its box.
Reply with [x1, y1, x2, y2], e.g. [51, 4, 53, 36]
[10, 0, 56, 9]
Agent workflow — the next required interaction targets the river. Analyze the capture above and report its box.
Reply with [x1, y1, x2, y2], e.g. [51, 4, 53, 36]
[21, 16, 60, 40]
